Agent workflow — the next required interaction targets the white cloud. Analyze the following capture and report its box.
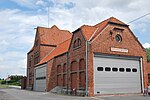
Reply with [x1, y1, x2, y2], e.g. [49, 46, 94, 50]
[10, 0, 37, 8]
[143, 43, 150, 48]
[1, 0, 150, 78]
[36, 0, 46, 6]
[0, 9, 48, 78]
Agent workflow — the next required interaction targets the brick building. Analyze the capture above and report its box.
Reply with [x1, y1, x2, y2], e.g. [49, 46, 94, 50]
[26, 26, 72, 90]
[147, 62, 150, 85]
[27, 17, 148, 96]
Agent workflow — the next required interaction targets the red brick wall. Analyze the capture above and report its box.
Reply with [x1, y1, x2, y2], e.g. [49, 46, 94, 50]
[87, 24, 147, 96]
[147, 63, 150, 73]
[147, 63, 150, 84]
[68, 30, 86, 93]
[46, 59, 54, 91]
[40, 46, 55, 60]
[27, 33, 56, 89]
[46, 53, 67, 91]
[27, 51, 34, 88]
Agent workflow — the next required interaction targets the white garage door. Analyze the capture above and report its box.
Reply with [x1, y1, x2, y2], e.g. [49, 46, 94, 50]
[94, 55, 142, 95]
[34, 64, 46, 92]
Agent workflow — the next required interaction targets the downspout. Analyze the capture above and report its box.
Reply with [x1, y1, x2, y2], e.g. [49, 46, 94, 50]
[85, 41, 88, 96]
[140, 57, 144, 93]
[66, 52, 69, 94]
[34, 67, 36, 91]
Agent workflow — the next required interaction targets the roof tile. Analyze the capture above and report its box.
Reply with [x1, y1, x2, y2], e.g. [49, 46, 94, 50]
[81, 17, 127, 41]
[38, 25, 72, 45]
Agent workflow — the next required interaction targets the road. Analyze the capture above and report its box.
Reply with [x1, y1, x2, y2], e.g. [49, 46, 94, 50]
[0, 88, 150, 100]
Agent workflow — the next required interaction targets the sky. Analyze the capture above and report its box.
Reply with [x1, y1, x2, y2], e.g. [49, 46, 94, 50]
[0, 0, 150, 78]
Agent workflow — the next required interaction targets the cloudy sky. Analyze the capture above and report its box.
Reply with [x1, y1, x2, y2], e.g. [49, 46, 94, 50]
[0, 0, 150, 78]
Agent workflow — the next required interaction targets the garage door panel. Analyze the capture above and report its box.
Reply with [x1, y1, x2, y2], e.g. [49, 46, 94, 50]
[94, 55, 141, 95]
[95, 83, 140, 88]
[34, 65, 46, 92]
[95, 78, 140, 83]
[95, 73, 140, 79]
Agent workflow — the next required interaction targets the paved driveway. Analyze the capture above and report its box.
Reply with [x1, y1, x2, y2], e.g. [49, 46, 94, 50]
[0, 88, 150, 100]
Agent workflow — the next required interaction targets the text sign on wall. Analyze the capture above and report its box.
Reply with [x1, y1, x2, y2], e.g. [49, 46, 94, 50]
[111, 47, 128, 53]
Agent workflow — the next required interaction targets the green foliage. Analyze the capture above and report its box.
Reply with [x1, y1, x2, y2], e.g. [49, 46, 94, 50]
[146, 48, 150, 62]
[0, 80, 6, 84]
[0, 75, 23, 86]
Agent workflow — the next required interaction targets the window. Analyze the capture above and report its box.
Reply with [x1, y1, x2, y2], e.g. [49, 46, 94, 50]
[79, 59, 85, 70]
[126, 68, 131, 72]
[132, 68, 137, 72]
[73, 40, 77, 48]
[63, 63, 66, 73]
[57, 65, 61, 74]
[115, 34, 122, 42]
[119, 68, 124, 72]
[105, 67, 111, 71]
[97, 67, 103, 71]
[112, 67, 118, 72]
[36, 76, 46, 80]
[73, 38, 81, 49]
[34, 51, 40, 64]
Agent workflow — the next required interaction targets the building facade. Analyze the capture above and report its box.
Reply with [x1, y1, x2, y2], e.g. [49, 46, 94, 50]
[26, 26, 72, 90]
[27, 17, 148, 96]
[147, 63, 150, 85]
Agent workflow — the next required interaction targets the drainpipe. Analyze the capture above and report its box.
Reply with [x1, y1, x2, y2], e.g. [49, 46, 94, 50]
[85, 41, 88, 96]
[140, 57, 144, 93]
[66, 52, 69, 94]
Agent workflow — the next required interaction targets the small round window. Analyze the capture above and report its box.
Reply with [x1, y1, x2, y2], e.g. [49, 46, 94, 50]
[115, 34, 122, 42]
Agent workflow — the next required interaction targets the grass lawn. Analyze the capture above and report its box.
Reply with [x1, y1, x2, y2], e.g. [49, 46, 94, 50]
[0, 84, 9, 88]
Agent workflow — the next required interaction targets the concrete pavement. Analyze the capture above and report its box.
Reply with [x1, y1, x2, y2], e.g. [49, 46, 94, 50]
[0, 88, 150, 100]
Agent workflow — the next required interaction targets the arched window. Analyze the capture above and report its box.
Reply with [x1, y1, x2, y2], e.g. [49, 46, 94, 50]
[73, 40, 77, 48]
[79, 59, 85, 70]
[77, 38, 81, 46]
[63, 63, 66, 73]
[79, 59, 86, 89]
[73, 38, 81, 49]
[57, 65, 61, 74]
[71, 61, 77, 71]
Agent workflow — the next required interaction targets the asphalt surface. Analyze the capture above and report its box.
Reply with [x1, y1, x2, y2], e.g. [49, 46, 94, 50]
[0, 88, 150, 100]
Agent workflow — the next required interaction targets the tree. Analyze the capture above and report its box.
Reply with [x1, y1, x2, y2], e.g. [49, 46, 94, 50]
[146, 48, 150, 62]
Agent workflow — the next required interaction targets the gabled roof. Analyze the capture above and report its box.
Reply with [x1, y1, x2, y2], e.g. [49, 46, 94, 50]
[80, 25, 97, 41]
[80, 17, 127, 41]
[37, 25, 72, 45]
[28, 25, 72, 54]
[36, 38, 72, 66]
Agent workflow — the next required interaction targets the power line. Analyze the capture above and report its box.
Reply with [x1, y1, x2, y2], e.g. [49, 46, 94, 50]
[127, 12, 150, 24]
